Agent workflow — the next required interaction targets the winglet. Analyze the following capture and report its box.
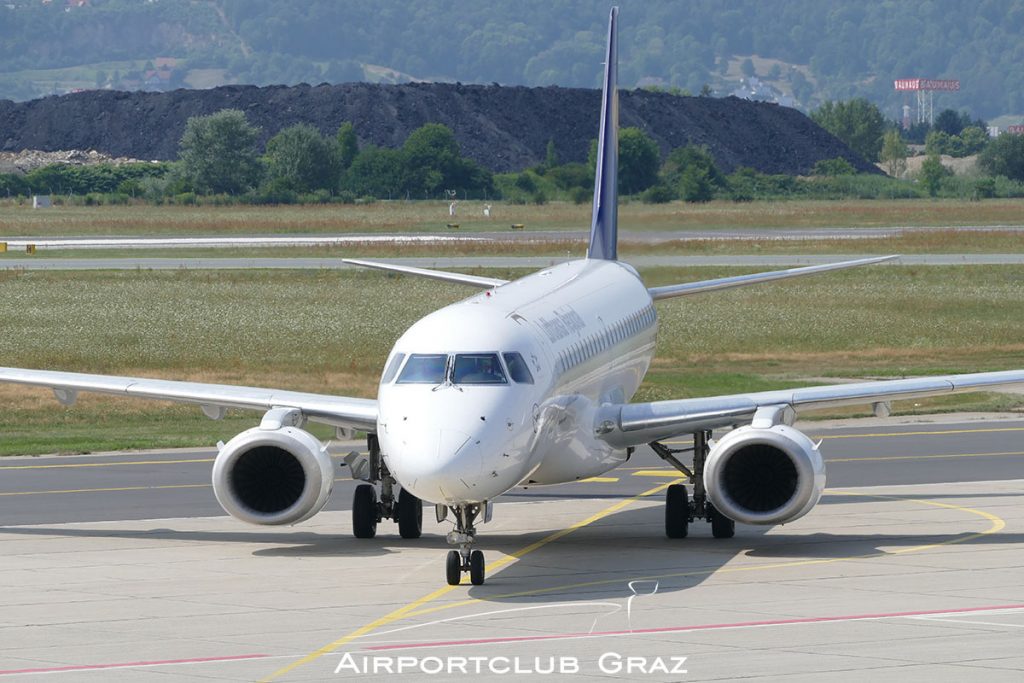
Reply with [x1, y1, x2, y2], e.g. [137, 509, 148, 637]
[586, 6, 619, 261]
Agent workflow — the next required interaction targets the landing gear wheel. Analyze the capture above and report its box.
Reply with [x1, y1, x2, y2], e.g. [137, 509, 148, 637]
[352, 484, 378, 539]
[708, 505, 735, 539]
[665, 484, 689, 538]
[445, 550, 462, 585]
[469, 550, 485, 586]
[397, 488, 423, 539]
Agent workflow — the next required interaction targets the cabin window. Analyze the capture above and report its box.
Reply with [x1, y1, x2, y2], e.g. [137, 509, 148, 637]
[380, 353, 406, 383]
[453, 353, 508, 385]
[397, 354, 447, 384]
[503, 352, 535, 384]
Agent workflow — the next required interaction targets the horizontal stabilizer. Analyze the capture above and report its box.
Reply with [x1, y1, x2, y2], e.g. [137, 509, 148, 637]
[647, 255, 898, 301]
[342, 258, 508, 288]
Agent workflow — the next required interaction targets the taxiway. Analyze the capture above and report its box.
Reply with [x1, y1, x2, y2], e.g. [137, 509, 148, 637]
[2, 417, 1023, 680]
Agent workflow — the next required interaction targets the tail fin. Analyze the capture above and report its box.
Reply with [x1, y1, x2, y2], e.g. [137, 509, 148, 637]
[586, 6, 619, 261]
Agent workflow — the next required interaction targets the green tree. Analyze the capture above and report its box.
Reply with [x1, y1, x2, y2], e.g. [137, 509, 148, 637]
[178, 109, 262, 194]
[661, 145, 725, 189]
[958, 127, 990, 156]
[397, 123, 491, 196]
[345, 145, 403, 198]
[335, 122, 358, 170]
[924, 130, 952, 156]
[812, 157, 856, 176]
[880, 130, 908, 178]
[546, 162, 591, 190]
[618, 127, 660, 194]
[790, 70, 813, 105]
[978, 132, 1024, 182]
[264, 123, 338, 193]
[400, 123, 462, 195]
[740, 58, 755, 77]
[679, 165, 714, 202]
[0, 172, 30, 197]
[934, 109, 968, 136]
[544, 139, 558, 170]
[919, 153, 948, 197]
[810, 98, 886, 162]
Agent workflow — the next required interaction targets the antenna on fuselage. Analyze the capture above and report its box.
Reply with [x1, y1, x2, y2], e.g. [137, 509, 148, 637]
[586, 6, 619, 261]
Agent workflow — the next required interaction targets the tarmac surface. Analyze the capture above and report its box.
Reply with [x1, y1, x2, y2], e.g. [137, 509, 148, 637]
[2, 416, 1024, 680]
[2, 226, 1024, 250]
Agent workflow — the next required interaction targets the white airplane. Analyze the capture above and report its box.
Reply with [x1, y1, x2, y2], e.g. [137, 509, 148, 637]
[3, 8, 1024, 587]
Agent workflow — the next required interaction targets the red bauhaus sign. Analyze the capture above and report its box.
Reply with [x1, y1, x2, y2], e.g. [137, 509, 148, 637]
[894, 79, 960, 91]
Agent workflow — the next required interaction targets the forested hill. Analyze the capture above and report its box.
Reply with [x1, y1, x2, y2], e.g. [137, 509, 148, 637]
[0, 83, 876, 176]
[1, 0, 1022, 119]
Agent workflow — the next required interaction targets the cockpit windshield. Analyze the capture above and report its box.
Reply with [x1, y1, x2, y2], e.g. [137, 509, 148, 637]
[452, 353, 507, 385]
[391, 351, 530, 386]
[396, 353, 447, 384]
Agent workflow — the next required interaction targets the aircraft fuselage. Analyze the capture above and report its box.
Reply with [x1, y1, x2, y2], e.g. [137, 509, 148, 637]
[377, 259, 657, 504]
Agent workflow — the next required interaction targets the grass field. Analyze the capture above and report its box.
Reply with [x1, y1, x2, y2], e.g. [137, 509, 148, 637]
[3, 198, 1024, 238]
[2, 265, 1023, 455]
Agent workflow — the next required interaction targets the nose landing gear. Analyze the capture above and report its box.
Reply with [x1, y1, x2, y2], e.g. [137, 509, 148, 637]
[444, 503, 486, 586]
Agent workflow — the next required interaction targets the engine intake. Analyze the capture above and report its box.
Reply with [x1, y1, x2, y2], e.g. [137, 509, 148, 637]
[212, 426, 334, 525]
[703, 424, 825, 525]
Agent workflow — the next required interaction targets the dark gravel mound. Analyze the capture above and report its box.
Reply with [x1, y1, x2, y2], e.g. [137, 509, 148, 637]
[0, 82, 877, 175]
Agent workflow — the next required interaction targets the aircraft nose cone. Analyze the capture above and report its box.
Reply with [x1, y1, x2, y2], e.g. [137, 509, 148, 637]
[388, 428, 486, 503]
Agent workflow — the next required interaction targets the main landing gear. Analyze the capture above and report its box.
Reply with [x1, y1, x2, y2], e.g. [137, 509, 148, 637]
[651, 430, 735, 540]
[442, 503, 486, 586]
[350, 434, 423, 540]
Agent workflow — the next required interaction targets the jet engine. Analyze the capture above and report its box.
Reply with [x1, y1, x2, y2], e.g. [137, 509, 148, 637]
[703, 424, 825, 525]
[212, 425, 334, 525]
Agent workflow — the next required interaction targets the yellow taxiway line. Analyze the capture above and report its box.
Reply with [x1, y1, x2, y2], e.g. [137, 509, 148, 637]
[261, 477, 683, 681]
[264, 483, 1005, 680]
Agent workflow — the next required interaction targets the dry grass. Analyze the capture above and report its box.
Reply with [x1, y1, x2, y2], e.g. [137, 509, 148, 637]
[3, 198, 1024, 238]
[2, 265, 1024, 454]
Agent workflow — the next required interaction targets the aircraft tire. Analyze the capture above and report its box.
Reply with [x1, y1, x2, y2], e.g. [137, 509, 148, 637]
[709, 504, 736, 539]
[352, 484, 378, 539]
[469, 550, 485, 586]
[446, 550, 462, 585]
[665, 484, 689, 538]
[397, 488, 423, 539]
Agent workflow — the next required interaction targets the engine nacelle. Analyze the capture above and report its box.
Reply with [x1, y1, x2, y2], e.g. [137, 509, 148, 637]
[212, 426, 334, 526]
[703, 424, 825, 525]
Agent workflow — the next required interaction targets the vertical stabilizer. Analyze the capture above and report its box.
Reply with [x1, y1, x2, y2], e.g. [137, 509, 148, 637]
[587, 6, 619, 261]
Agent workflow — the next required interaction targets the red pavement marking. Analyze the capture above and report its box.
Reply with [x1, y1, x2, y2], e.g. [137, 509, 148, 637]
[0, 653, 270, 676]
[362, 603, 1024, 652]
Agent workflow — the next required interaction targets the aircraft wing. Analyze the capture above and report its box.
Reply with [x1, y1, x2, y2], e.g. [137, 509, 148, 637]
[0, 367, 378, 432]
[595, 370, 1024, 448]
[343, 258, 508, 288]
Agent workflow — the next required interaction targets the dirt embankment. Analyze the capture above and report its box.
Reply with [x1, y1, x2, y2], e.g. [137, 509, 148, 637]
[0, 82, 877, 175]
[0, 149, 151, 174]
